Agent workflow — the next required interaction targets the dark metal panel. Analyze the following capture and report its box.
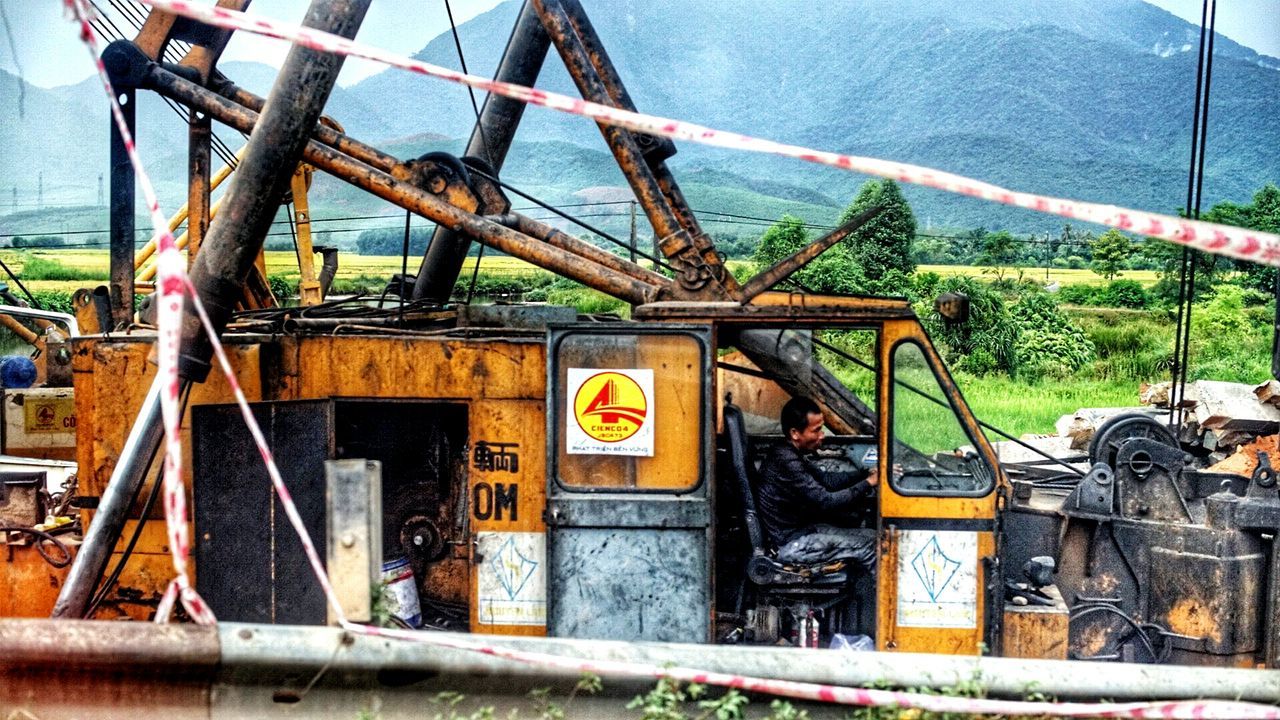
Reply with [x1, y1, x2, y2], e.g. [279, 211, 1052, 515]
[548, 527, 708, 642]
[193, 399, 333, 624]
[547, 496, 709, 529]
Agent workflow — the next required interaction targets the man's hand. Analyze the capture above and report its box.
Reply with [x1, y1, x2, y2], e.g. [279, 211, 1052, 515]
[870, 464, 904, 487]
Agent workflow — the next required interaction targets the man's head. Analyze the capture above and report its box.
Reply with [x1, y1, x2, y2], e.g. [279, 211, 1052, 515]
[781, 397, 824, 452]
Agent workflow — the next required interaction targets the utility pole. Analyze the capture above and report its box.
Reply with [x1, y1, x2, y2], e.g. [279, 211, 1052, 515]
[37, 172, 43, 209]
[629, 200, 637, 264]
[98, 173, 105, 206]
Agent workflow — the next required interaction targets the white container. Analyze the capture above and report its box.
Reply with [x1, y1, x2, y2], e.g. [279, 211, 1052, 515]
[380, 556, 423, 628]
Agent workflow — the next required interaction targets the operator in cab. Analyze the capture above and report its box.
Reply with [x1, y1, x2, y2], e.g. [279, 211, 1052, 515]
[756, 396, 877, 571]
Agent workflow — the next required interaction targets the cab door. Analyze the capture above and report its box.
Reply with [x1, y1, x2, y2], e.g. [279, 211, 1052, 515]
[876, 321, 1002, 654]
[545, 325, 713, 642]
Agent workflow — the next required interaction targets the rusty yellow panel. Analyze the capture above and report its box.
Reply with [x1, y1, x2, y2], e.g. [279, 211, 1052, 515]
[291, 337, 545, 401]
[0, 544, 72, 617]
[84, 552, 177, 621]
[77, 339, 263, 500]
[555, 333, 703, 491]
[878, 528, 994, 655]
[70, 337, 262, 617]
[1002, 602, 1069, 659]
[636, 333, 703, 490]
[469, 399, 548, 636]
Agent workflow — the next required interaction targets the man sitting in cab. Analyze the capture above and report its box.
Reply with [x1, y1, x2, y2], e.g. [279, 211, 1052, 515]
[756, 397, 878, 571]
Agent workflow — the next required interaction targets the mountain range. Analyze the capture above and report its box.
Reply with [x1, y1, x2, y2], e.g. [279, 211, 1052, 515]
[2, 0, 1277, 246]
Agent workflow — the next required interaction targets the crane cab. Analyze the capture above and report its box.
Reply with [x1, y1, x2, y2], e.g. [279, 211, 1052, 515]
[57, 292, 1009, 654]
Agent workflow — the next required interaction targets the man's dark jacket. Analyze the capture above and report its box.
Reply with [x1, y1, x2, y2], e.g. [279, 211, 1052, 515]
[755, 443, 873, 549]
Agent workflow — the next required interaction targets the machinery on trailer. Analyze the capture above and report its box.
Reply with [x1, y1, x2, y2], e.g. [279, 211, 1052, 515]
[0, 0, 1276, 674]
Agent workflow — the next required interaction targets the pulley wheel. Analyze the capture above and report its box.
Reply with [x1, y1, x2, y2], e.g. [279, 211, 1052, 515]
[1087, 413, 1178, 469]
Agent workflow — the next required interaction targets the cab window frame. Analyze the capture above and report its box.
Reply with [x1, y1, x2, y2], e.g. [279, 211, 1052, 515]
[887, 338, 995, 498]
[548, 325, 711, 495]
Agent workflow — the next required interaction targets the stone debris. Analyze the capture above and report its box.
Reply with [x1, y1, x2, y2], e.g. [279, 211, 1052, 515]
[1206, 434, 1280, 477]
[1254, 379, 1280, 408]
[1004, 380, 1280, 476]
[1192, 380, 1280, 434]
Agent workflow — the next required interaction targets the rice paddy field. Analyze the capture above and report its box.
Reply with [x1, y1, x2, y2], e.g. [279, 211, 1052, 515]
[0, 249, 1161, 292]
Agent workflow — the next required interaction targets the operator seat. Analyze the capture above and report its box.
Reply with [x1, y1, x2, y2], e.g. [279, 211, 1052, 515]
[722, 403, 857, 631]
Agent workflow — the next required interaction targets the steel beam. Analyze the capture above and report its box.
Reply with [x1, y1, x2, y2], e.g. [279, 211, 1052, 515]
[412, 0, 553, 303]
[533, 0, 686, 245]
[146, 68, 662, 304]
[181, 0, 370, 380]
[108, 86, 136, 328]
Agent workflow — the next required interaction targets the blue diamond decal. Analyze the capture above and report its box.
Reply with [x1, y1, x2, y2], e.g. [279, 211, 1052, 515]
[910, 535, 961, 602]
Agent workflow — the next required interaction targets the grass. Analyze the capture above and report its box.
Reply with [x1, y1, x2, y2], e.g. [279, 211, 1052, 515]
[954, 374, 1137, 438]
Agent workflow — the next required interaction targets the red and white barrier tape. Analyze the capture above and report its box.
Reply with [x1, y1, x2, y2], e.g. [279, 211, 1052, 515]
[64, 0, 214, 625]
[63, 2, 1280, 717]
[135, 0, 1280, 267]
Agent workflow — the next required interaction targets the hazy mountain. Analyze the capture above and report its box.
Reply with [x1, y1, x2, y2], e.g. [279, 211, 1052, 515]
[2, 0, 1277, 240]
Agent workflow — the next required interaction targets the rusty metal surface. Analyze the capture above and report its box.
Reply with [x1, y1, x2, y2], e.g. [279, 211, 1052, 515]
[1052, 416, 1280, 665]
[414, 0, 552, 303]
[106, 81, 135, 328]
[145, 68, 663, 305]
[1, 619, 215, 720]
[187, 111, 212, 270]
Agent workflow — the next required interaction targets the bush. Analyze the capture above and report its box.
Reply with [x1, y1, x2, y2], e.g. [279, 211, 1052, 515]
[1057, 284, 1099, 306]
[29, 290, 75, 316]
[1098, 279, 1149, 309]
[918, 276, 1019, 376]
[1010, 292, 1095, 380]
[267, 273, 298, 300]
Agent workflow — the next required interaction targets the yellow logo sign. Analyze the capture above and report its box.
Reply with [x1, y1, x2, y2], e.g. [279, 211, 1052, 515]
[572, 371, 648, 443]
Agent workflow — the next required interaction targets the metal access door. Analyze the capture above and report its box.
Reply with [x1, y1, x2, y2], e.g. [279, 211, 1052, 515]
[876, 322, 1002, 654]
[546, 325, 713, 642]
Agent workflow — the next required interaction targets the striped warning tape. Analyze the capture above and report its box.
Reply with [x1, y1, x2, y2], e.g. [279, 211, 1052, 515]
[64, 0, 214, 625]
[134, 0, 1280, 267]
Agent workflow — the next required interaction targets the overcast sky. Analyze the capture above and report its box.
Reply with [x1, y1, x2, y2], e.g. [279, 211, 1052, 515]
[0, 0, 505, 88]
[0, 0, 1276, 89]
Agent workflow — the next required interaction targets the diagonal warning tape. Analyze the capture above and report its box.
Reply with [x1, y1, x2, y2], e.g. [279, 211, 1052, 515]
[134, 0, 1280, 267]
